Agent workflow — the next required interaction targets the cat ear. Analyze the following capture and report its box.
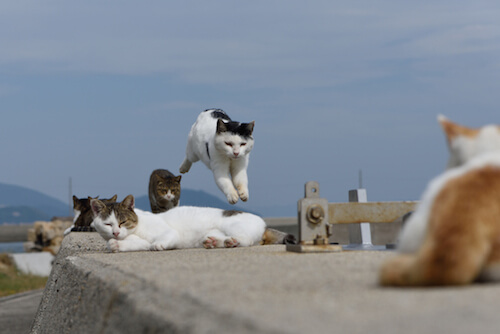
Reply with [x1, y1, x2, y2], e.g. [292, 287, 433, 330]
[110, 194, 118, 202]
[90, 199, 106, 217]
[73, 195, 78, 206]
[246, 121, 255, 134]
[121, 195, 135, 211]
[216, 119, 228, 134]
[437, 114, 478, 144]
[151, 173, 160, 182]
[175, 175, 182, 182]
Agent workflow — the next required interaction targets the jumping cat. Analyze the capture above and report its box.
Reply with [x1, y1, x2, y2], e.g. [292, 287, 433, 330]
[379, 117, 500, 286]
[91, 195, 294, 252]
[148, 169, 182, 213]
[64, 195, 117, 235]
[179, 109, 255, 205]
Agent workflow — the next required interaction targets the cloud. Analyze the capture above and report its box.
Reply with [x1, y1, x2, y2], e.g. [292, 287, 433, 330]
[5, 1, 499, 90]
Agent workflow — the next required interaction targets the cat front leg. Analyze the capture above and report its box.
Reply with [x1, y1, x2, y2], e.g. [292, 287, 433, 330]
[230, 159, 249, 202]
[151, 230, 180, 251]
[107, 235, 152, 253]
[212, 162, 239, 204]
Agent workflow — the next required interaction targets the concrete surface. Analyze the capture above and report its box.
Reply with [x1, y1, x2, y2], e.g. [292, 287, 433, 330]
[31, 232, 500, 334]
[0, 289, 43, 334]
[10, 253, 54, 277]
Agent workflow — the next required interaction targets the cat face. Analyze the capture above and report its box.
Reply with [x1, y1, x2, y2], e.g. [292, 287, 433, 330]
[438, 115, 500, 168]
[72, 194, 117, 227]
[215, 119, 255, 159]
[155, 176, 181, 201]
[90, 195, 138, 241]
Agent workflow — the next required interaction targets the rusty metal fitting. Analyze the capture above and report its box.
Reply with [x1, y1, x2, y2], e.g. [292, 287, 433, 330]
[306, 204, 325, 224]
[313, 235, 328, 245]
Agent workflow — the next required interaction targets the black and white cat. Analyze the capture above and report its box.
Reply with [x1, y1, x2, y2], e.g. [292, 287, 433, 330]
[179, 109, 255, 205]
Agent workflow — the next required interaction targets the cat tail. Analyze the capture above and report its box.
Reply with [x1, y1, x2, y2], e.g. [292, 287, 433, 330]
[261, 228, 296, 245]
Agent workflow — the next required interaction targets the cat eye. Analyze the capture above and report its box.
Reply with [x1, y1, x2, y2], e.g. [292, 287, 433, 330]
[241, 143, 247, 146]
[225, 142, 233, 147]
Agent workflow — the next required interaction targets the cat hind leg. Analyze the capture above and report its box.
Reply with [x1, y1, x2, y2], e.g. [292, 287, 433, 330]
[202, 230, 226, 249]
[380, 235, 491, 286]
[478, 239, 500, 282]
[179, 158, 193, 174]
[224, 237, 240, 248]
[203, 236, 219, 249]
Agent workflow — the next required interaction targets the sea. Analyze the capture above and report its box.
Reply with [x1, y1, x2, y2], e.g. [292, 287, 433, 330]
[0, 242, 25, 253]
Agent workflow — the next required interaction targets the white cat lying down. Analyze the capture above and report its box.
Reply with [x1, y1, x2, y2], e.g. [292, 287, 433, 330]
[91, 195, 292, 252]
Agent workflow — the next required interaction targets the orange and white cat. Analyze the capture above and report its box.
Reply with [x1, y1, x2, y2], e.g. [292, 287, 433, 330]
[379, 116, 500, 286]
[438, 115, 500, 169]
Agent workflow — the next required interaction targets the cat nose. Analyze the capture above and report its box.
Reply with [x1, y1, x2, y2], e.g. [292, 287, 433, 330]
[113, 231, 120, 237]
[233, 152, 239, 157]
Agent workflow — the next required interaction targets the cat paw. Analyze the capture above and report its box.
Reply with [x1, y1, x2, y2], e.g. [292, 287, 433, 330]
[108, 239, 120, 252]
[203, 236, 219, 249]
[179, 159, 192, 174]
[224, 237, 240, 248]
[379, 255, 414, 286]
[237, 187, 249, 202]
[226, 190, 239, 205]
[152, 241, 172, 251]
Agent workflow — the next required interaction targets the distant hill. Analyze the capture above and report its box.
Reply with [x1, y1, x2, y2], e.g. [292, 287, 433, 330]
[0, 182, 262, 224]
[0, 183, 69, 223]
[0, 206, 52, 224]
[135, 189, 257, 214]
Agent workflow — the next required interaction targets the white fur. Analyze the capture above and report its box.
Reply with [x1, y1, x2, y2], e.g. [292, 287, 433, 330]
[63, 209, 81, 236]
[179, 110, 254, 204]
[441, 115, 500, 168]
[398, 152, 500, 253]
[92, 206, 266, 252]
[163, 190, 178, 204]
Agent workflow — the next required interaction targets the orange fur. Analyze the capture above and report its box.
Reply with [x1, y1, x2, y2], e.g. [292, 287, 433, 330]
[260, 228, 296, 245]
[438, 117, 479, 144]
[380, 165, 500, 286]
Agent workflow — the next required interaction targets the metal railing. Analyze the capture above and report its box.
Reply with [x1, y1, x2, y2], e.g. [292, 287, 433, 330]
[287, 181, 418, 253]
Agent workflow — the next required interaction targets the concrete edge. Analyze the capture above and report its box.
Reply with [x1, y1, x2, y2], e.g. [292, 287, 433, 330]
[30, 233, 281, 334]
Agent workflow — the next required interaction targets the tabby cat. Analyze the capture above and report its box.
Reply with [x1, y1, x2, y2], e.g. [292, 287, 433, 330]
[379, 116, 500, 286]
[179, 109, 255, 205]
[91, 195, 295, 252]
[148, 169, 182, 213]
[64, 194, 117, 235]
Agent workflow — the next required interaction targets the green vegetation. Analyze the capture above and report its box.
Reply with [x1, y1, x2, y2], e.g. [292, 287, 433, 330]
[0, 253, 47, 297]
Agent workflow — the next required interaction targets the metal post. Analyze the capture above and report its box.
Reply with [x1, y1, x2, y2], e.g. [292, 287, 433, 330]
[343, 188, 386, 251]
[286, 181, 342, 253]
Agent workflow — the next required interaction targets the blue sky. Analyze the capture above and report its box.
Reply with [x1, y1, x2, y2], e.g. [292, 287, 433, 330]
[1, 1, 500, 216]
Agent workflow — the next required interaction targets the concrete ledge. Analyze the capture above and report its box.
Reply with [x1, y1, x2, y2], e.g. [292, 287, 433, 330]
[32, 233, 500, 334]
